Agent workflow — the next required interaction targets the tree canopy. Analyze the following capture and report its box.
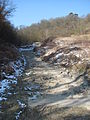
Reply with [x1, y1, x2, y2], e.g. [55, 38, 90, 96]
[18, 13, 90, 43]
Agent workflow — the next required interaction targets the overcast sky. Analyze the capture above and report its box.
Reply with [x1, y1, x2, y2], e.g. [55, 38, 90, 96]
[10, 0, 90, 27]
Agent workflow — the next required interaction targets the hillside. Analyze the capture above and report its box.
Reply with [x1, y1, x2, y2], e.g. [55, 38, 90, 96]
[18, 13, 90, 43]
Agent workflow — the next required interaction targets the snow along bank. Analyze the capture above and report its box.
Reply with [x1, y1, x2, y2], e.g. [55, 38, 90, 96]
[19, 43, 36, 52]
[0, 55, 26, 102]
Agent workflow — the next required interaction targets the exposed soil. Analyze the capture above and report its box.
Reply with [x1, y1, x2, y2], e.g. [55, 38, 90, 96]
[20, 36, 90, 120]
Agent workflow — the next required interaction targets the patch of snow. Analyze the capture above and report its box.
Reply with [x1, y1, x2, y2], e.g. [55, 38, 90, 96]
[19, 44, 36, 52]
[70, 46, 76, 49]
[25, 71, 32, 76]
[25, 84, 41, 100]
[19, 48, 33, 51]
[0, 79, 17, 102]
[43, 46, 49, 50]
[0, 97, 7, 101]
[15, 100, 26, 120]
[55, 52, 63, 59]
[7, 92, 12, 95]
[29, 94, 37, 100]
[24, 84, 40, 91]
[16, 111, 23, 120]
[0, 55, 26, 105]
[5, 75, 16, 79]
[17, 100, 26, 108]
[10, 59, 25, 77]
[2, 72, 16, 79]
[75, 53, 80, 58]
[37, 50, 41, 56]
[0, 79, 10, 94]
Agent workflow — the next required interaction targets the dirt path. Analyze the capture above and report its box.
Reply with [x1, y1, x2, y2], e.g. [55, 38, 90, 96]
[21, 49, 90, 119]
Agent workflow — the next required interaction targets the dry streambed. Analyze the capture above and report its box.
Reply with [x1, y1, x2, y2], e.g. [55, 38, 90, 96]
[27, 36, 90, 108]
[21, 37, 90, 119]
[0, 37, 90, 120]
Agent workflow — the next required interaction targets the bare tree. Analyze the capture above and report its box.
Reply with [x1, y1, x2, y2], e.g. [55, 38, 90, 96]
[0, 0, 15, 20]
